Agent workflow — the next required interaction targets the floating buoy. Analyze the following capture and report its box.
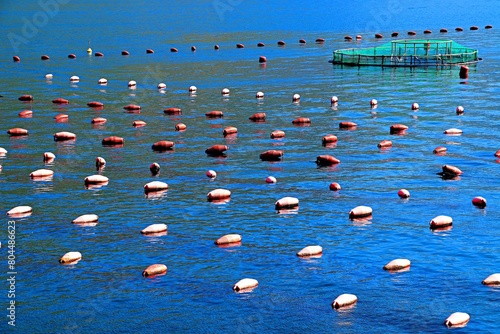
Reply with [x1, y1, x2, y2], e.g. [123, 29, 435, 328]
[339, 121, 357, 129]
[378, 140, 393, 148]
[257, 42, 265, 47]
[391, 32, 399, 37]
[43, 152, 55, 162]
[141, 224, 167, 235]
[299, 39, 306, 44]
[356, 35, 362, 40]
[440, 28, 449, 33]
[275, 197, 299, 210]
[344, 36, 353, 41]
[424, 30, 432, 34]
[19, 110, 33, 118]
[45, 74, 53, 79]
[236, 43, 244, 48]
[54, 114, 68, 122]
[277, 40, 286, 46]
[223, 126, 237, 137]
[163, 107, 182, 115]
[429, 215, 453, 229]
[433, 146, 447, 154]
[146, 49, 154, 54]
[444, 312, 470, 328]
[271, 130, 285, 139]
[205, 145, 228, 156]
[266, 176, 277, 184]
[332, 294, 358, 309]
[6, 206, 32, 217]
[41, 55, 50, 60]
[214, 44, 220, 50]
[70, 75, 80, 82]
[52, 98, 69, 104]
[0, 147, 7, 156]
[398, 189, 410, 198]
[233, 278, 258, 292]
[7, 128, 28, 136]
[30, 169, 53, 179]
[94, 52, 104, 57]
[411, 102, 419, 110]
[84, 175, 109, 186]
[152, 141, 175, 152]
[189, 85, 197, 93]
[142, 264, 167, 277]
[482, 273, 500, 285]
[390, 124, 408, 135]
[72, 214, 98, 225]
[221, 88, 230, 96]
[206, 170, 216, 178]
[316, 155, 340, 166]
[87, 47, 92, 54]
[375, 33, 383, 38]
[349, 206, 373, 219]
[456, 106, 464, 114]
[205, 110, 223, 118]
[128, 80, 137, 87]
[87, 101, 104, 108]
[459, 66, 469, 79]
[149, 162, 160, 175]
[322, 135, 338, 145]
[297, 245, 323, 257]
[472, 196, 486, 208]
[444, 128, 462, 135]
[455, 27, 463, 32]
[495, 150, 500, 157]
[316, 38, 325, 43]
[102, 136, 124, 146]
[123, 104, 141, 111]
[215, 234, 242, 246]
[59, 252, 81, 264]
[98, 78, 107, 85]
[256, 91, 264, 98]
[207, 189, 231, 201]
[329, 182, 341, 191]
[408, 31, 416, 36]
[175, 123, 186, 131]
[191, 46, 196, 51]
[370, 99, 378, 106]
[95, 157, 106, 168]
[259, 56, 267, 63]
[292, 117, 311, 125]
[170, 48, 178, 52]
[470, 26, 479, 30]
[442, 164, 462, 176]
[144, 181, 169, 193]
[485, 25, 493, 29]
[292, 93, 300, 102]
[383, 259, 411, 271]
[121, 50, 130, 56]
[91, 117, 107, 124]
[249, 112, 266, 121]
[18, 94, 33, 101]
[157, 83, 166, 89]
[133, 120, 146, 127]
[13, 56, 20, 62]
[68, 54, 76, 59]
[260, 150, 283, 161]
[331, 96, 339, 104]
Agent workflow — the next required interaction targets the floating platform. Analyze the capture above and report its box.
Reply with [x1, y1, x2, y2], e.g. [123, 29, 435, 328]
[332, 39, 479, 67]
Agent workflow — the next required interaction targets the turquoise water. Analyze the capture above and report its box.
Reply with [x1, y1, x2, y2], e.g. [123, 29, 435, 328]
[0, 1, 499, 333]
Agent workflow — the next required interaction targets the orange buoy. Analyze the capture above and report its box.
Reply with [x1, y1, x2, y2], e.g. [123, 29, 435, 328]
[375, 33, 383, 38]
[163, 107, 182, 115]
[206, 170, 216, 178]
[433, 146, 447, 154]
[18, 95, 34, 101]
[322, 135, 338, 145]
[91, 117, 107, 124]
[329, 182, 341, 191]
[429, 215, 453, 229]
[6, 206, 32, 218]
[249, 112, 266, 121]
[339, 121, 357, 129]
[277, 40, 286, 46]
[13, 55, 20, 62]
[87, 101, 104, 108]
[175, 123, 186, 131]
[68, 54, 76, 59]
[383, 259, 411, 271]
[205, 110, 224, 118]
[344, 36, 353, 41]
[144, 181, 168, 193]
[52, 98, 69, 104]
[142, 264, 167, 277]
[472, 196, 486, 208]
[43, 152, 55, 162]
[444, 128, 462, 135]
[152, 141, 175, 152]
[133, 120, 147, 127]
[150, 163, 160, 175]
[236, 43, 244, 48]
[41, 55, 50, 60]
[495, 150, 500, 157]
[391, 32, 399, 37]
[292, 117, 311, 125]
[141, 224, 167, 235]
[72, 214, 98, 225]
[299, 39, 306, 44]
[121, 50, 130, 55]
[205, 145, 228, 156]
[297, 245, 323, 257]
[95, 157, 106, 168]
[266, 176, 277, 184]
[470, 26, 479, 30]
[54, 114, 68, 122]
[482, 273, 500, 285]
[215, 234, 241, 246]
[19, 110, 33, 118]
[207, 188, 231, 201]
[7, 128, 28, 136]
[316, 38, 325, 43]
[84, 175, 109, 186]
[275, 197, 299, 210]
[102, 136, 124, 146]
[30, 169, 54, 179]
[349, 206, 372, 219]
[378, 140, 393, 148]
[233, 278, 258, 292]
[459, 66, 469, 79]
[390, 124, 408, 135]
[423, 30, 432, 34]
[442, 164, 462, 176]
[259, 56, 267, 63]
[223, 126, 237, 136]
[271, 130, 285, 139]
[440, 28, 449, 33]
[257, 42, 265, 47]
[332, 294, 358, 309]
[316, 155, 340, 166]
[408, 31, 416, 36]
[146, 49, 154, 54]
[260, 150, 283, 161]
[123, 104, 141, 111]
[398, 189, 410, 198]
[59, 252, 82, 264]
[54, 131, 76, 141]
[94, 52, 104, 57]
[444, 312, 470, 328]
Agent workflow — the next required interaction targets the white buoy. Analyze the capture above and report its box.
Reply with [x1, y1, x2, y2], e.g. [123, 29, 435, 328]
[256, 91, 264, 99]
[265, 176, 277, 183]
[383, 259, 411, 271]
[370, 99, 378, 106]
[128, 80, 137, 87]
[206, 170, 216, 178]
[221, 88, 230, 96]
[215, 234, 242, 245]
[444, 312, 470, 328]
[72, 214, 99, 225]
[189, 85, 197, 93]
[45, 73, 53, 79]
[70, 75, 80, 82]
[297, 245, 322, 257]
[157, 83, 166, 89]
[332, 294, 358, 309]
[59, 251, 82, 264]
[292, 93, 300, 102]
[330, 96, 339, 104]
[98, 78, 108, 85]
[0, 147, 8, 156]
[482, 273, 500, 285]
[7, 206, 32, 217]
[233, 278, 258, 292]
[141, 224, 168, 235]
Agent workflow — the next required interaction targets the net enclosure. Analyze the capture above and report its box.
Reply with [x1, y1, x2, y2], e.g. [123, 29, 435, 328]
[332, 39, 479, 67]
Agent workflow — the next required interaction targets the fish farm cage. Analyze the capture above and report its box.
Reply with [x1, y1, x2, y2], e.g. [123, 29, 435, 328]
[332, 39, 479, 67]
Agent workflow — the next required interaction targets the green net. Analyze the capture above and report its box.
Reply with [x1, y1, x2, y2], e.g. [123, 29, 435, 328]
[332, 39, 478, 66]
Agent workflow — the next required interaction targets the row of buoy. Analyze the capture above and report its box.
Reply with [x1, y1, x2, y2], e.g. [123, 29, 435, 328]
[374, 25, 493, 39]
